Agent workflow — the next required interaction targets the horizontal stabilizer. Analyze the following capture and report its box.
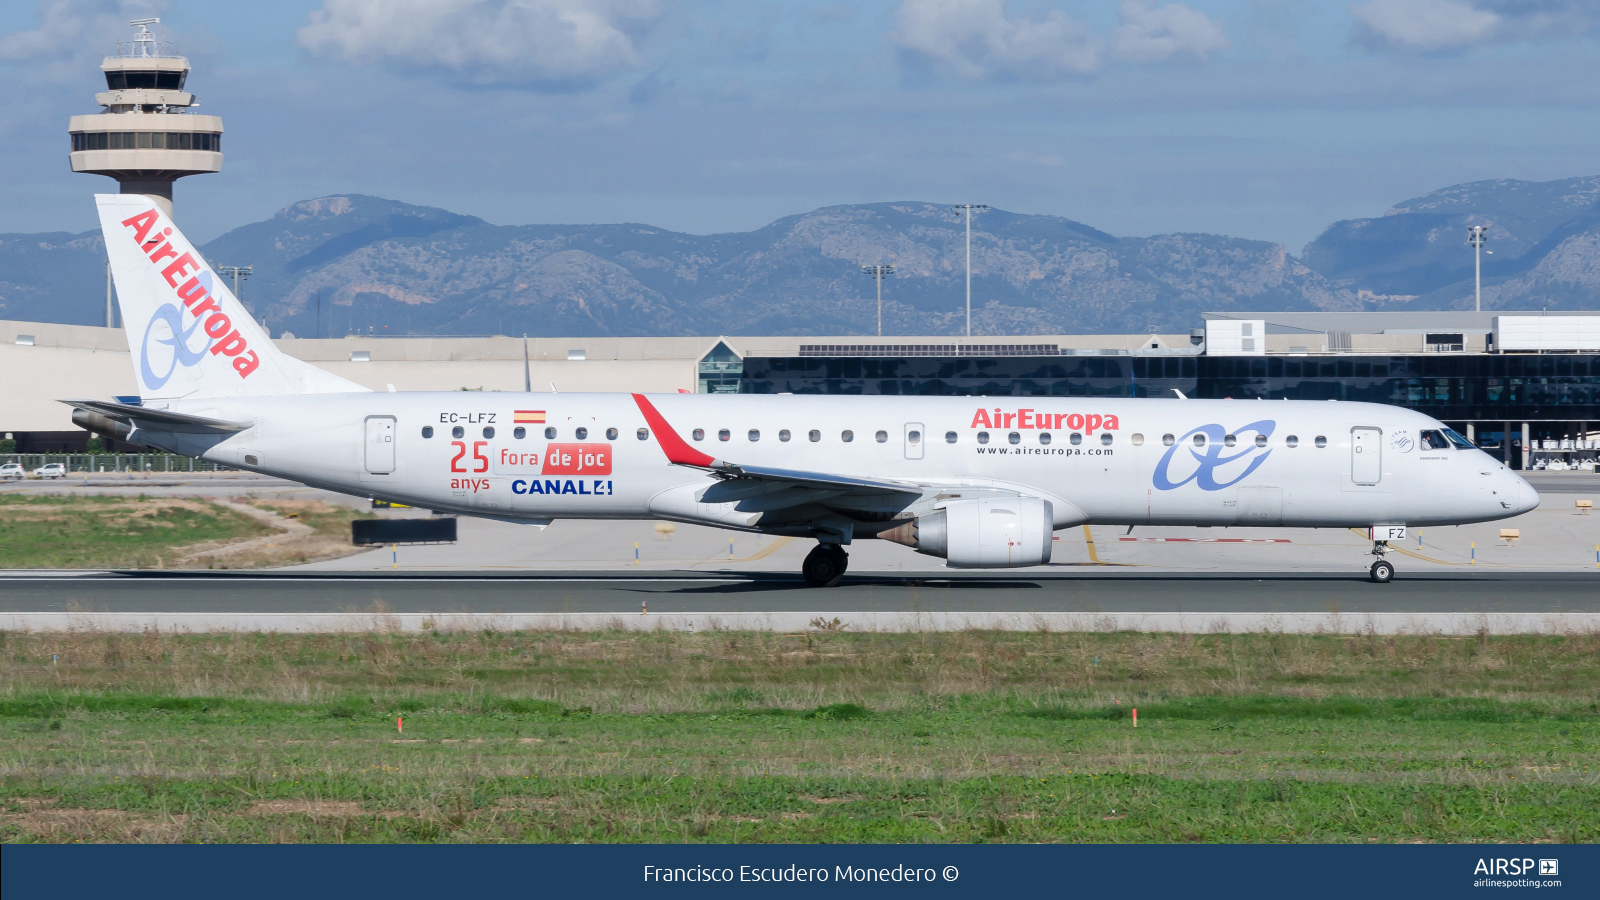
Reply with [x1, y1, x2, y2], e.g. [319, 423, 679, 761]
[59, 399, 251, 434]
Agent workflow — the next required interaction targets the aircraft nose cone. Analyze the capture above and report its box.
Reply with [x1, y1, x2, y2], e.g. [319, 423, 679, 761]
[1515, 477, 1540, 513]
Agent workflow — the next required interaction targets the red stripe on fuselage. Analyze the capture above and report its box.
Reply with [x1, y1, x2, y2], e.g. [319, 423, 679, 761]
[631, 393, 716, 468]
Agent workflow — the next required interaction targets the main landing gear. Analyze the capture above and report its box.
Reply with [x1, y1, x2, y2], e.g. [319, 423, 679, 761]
[1368, 541, 1395, 584]
[802, 544, 849, 588]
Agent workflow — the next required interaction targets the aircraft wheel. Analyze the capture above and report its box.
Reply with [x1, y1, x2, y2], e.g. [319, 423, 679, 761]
[802, 544, 848, 588]
[1369, 560, 1394, 584]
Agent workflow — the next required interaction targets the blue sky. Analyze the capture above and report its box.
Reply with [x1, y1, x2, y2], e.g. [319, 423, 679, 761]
[4, 0, 1598, 250]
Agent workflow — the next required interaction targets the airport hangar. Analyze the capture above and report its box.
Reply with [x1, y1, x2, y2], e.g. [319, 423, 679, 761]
[2, 310, 1597, 471]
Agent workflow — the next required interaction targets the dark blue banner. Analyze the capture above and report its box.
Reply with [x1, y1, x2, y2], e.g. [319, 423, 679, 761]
[3, 843, 1593, 899]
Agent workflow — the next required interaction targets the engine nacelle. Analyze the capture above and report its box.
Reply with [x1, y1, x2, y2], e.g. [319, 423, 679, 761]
[879, 497, 1053, 568]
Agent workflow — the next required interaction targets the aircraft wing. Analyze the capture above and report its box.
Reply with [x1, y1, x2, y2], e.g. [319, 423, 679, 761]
[631, 393, 919, 498]
[59, 399, 252, 434]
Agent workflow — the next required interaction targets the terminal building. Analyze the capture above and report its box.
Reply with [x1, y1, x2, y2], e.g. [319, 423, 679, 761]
[3, 311, 1596, 471]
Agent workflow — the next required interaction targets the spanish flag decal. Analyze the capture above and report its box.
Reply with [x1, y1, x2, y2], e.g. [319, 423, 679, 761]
[514, 410, 546, 424]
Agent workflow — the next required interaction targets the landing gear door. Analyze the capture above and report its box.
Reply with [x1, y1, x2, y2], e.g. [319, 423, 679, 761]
[904, 423, 924, 460]
[1350, 426, 1381, 485]
[364, 416, 396, 475]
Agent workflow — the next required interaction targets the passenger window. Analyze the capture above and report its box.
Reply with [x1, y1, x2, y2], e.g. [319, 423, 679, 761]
[1008, 432, 1020, 445]
[1131, 434, 1144, 446]
[945, 431, 958, 443]
[876, 430, 888, 443]
[484, 426, 495, 439]
[1101, 433, 1113, 446]
[1070, 433, 1082, 446]
[749, 429, 760, 441]
[1315, 435, 1327, 448]
[1286, 435, 1298, 448]
[544, 427, 556, 439]
[907, 430, 921, 443]
[606, 427, 618, 441]
[1223, 434, 1236, 447]
[1039, 432, 1052, 445]
[841, 430, 854, 442]
[692, 429, 705, 441]
[452, 426, 465, 439]
[1162, 434, 1174, 446]
[718, 429, 730, 441]
[779, 430, 791, 442]
[637, 428, 649, 440]
[809, 430, 821, 442]
[513, 426, 526, 439]
[575, 427, 588, 440]
[1255, 434, 1267, 448]
[977, 432, 989, 444]
[1193, 433, 1207, 447]
[421, 426, 434, 438]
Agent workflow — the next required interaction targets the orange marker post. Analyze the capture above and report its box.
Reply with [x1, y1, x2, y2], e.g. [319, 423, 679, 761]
[398, 716, 403, 733]
[1132, 708, 1138, 728]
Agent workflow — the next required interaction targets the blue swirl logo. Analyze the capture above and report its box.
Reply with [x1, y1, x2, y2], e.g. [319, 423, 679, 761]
[139, 302, 212, 390]
[1152, 420, 1276, 491]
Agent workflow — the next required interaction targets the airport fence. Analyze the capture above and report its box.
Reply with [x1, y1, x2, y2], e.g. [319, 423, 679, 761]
[2, 453, 236, 476]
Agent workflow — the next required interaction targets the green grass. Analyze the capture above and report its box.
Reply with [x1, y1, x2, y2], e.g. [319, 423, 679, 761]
[1, 630, 1596, 843]
[0, 494, 272, 568]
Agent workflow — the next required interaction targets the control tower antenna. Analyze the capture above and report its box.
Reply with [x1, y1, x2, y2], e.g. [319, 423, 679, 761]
[67, 19, 224, 219]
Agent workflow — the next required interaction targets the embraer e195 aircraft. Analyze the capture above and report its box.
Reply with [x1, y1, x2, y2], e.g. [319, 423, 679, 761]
[68, 195, 1539, 585]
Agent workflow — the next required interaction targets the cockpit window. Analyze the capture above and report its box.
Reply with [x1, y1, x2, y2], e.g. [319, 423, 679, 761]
[1419, 430, 1449, 450]
[1441, 427, 1474, 450]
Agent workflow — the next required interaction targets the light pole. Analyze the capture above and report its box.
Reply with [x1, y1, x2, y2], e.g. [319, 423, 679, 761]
[1466, 226, 1489, 313]
[953, 204, 987, 337]
[217, 265, 252, 302]
[861, 265, 894, 337]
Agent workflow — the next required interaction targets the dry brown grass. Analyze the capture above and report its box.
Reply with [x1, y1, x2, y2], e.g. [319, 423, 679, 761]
[3, 627, 1596, 711]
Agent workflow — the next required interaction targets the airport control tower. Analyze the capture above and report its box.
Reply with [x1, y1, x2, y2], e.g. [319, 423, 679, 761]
[67, 19, 223, 219]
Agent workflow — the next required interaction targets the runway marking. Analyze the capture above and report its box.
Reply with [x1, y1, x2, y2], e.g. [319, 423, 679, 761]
[1117, 538, 1292, 543]
[1082, 525, 1101, 563]
[1345, 528, 1481, 567]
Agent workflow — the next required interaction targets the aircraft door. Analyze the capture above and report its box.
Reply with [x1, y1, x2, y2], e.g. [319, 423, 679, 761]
[364, 416, 396, 474]
[1350, 427, 1381, 485]
[904, 423, 924, 460]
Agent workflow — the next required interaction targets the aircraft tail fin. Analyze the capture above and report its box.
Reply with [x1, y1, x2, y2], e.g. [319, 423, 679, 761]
[96, 194, 367, 400]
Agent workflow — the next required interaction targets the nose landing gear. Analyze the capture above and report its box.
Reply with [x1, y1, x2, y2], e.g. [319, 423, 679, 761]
[1368, 541, 1394, 583]
[802, 544, 848, 587]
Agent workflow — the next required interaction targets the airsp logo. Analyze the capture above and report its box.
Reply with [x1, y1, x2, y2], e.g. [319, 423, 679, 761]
[1389, 429, 1415, 453]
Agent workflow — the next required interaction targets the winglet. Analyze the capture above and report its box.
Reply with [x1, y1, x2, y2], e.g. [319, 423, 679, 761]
[631, 393, 718, 468]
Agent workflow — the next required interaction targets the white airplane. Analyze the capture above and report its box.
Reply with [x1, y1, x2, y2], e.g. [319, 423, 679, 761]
[68, 195, 1539, 585]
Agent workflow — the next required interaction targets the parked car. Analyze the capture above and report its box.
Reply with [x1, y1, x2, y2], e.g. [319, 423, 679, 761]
[0, 462, 23, 480]
[33, 462, 67, 479]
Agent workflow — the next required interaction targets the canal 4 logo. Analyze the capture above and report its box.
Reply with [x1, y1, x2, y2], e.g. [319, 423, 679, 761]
[1153, 420, 1276, 491]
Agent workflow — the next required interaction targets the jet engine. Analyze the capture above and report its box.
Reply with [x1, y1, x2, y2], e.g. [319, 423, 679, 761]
[879, 497, 1053, 568]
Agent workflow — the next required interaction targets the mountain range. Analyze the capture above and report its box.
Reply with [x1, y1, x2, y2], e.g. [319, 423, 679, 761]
[3, 175, 1595, 337]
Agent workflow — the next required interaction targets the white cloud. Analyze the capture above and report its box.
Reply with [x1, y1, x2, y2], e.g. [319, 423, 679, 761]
[1112, 1, 1230, 64]
[297, 0, 661, 86]
[893, 0, 1102, 81]
[1, 0, 168, 83]
[1349, 0, 1600, 54]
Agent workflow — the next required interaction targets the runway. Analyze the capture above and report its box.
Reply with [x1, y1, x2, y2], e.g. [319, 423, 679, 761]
[3, 568, 1596, 613]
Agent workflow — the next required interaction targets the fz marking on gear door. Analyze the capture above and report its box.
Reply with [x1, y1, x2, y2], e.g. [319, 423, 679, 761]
[364, 416, 396, 474]
[904, 422, 924, 460]
[1350, 426, 1381, 485]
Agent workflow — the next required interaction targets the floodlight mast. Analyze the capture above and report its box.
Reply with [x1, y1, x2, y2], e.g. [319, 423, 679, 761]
[953, 205, 986, 337]
[861, 264, 894, 336]
[1466, 225, 1489, 313]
